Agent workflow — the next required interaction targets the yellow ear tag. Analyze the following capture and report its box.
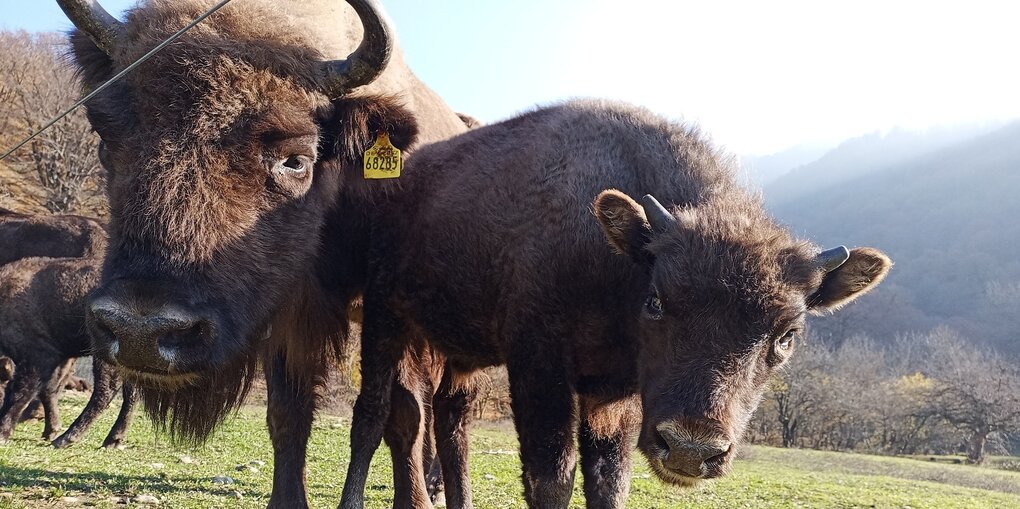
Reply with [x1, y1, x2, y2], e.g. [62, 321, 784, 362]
[363, 132, 402, 179]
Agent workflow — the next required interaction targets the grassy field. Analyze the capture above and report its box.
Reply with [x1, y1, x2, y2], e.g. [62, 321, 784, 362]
[1, 393, 1019, 508]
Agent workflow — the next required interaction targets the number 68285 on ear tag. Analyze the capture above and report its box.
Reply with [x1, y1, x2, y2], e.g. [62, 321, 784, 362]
[363, 132, 402, 179]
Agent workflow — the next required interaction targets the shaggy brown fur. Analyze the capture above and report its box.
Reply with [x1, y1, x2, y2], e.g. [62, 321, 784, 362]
[341, 99, 892, 508]
[67, 1, 469, 506]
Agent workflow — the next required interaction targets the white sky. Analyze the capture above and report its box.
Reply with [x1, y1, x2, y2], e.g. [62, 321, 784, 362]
[5, 0, 1020, 155]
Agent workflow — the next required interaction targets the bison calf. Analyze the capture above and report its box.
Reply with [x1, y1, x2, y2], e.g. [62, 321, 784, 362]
[341, 99, 892, 508]
[0, 257, 136, 446]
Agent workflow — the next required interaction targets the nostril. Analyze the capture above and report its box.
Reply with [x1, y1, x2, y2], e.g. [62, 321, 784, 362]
[704, 443, 732, 465]
[158, 322, 204, 350]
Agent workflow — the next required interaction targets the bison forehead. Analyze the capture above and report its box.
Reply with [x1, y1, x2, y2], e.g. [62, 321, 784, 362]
[128, 54, 323, 142]
[650, 200, 819, 315]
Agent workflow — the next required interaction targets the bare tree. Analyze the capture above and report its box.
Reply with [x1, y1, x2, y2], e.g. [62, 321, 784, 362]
[0, 31, 103, 215]
[923, 327, 1020, 463]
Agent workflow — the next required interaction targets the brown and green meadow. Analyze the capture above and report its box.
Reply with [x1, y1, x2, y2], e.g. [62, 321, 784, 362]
[1, 393, 1018, 508]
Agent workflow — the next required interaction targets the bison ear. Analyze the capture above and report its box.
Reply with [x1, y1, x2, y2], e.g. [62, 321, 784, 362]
[593, 190, 653, 265]
[68, 31, 115, 89]
[808, 247, 892, 313]
[322, 94, 419, 165]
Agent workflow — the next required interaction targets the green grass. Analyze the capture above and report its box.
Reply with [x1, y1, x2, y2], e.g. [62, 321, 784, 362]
[1, 393, 1019, 508]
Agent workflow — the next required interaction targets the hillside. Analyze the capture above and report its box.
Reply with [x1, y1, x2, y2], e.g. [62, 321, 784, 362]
[768, 121, 1020, 354]
[0, 163, 49, 214]
[763, 123, 1002, 205]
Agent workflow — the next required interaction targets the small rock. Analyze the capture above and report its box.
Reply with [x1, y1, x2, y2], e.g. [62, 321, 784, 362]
[212, 476, 236, 485]
[230, 491, 244, 499]
[59, 496, 80, 503]
[235, 464, 259, 473]
[134, 494, 159, 505]
[109, 496, 129, 504]
[483, 474, 496, 481]
[248, 460, 266, 468]
[149, 463, 164, 469]
[179, 455, 195, 464]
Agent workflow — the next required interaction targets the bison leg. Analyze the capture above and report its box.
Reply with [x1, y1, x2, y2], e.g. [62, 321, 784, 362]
[102, 381, 137, 448]
[508, 345, 578, 509]
[0, 361, 55, 441]
[384, 369, 431, 509]
[265, 352, 317, 509]
[339, 293, 400, 509]
[578, 396, 638, 509]
[52, 359, 120, 448]
[40, 358, 77, 439]
[433, 370, 478, 509]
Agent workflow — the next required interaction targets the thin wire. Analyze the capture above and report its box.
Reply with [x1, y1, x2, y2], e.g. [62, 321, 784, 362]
[0, 0, 235, 162]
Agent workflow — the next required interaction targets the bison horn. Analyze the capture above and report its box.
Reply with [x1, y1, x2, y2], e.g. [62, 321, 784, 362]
[816, 246, 850, 273]
[56, 0, 123, 56]
[640, 194, 676, 233]
[318, 0, 394, 97]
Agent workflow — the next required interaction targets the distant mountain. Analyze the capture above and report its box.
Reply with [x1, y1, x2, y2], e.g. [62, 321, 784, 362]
[739, 142, 835, 187]
[763, 123, 1003, 206]
[769, 121, 1020, 355]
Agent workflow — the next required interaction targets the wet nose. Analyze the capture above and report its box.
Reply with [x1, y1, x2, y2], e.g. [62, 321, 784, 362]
[89, 296, 210, 372]
[656, 423, 731, 478]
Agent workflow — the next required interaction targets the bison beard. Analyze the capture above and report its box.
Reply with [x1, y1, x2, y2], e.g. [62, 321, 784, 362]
[138, 354, 258, 443]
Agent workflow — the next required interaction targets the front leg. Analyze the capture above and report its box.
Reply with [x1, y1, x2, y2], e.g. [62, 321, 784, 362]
[578, 395, 639, 509]
[53, 359, 120, 448]
[101, 382, 137, 448]
[265, 351, 318, 509]
[507, 343, 578, 509]
[40, 359, 75, 440]
[433, 369, 479, 509]
[339, 289, 401, 509]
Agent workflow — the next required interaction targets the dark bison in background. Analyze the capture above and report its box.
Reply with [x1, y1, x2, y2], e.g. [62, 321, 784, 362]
[337, 100, 892, 508]
[0, 210, 134, 447]
[0, 256, 135, 448]
[60, 0, 469, 505]
[0, 208, 106, 264]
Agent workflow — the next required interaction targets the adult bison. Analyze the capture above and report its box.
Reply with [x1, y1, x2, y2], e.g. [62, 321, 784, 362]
[60, 0, 468, 505]
[0, 256, 135, 448]
[339, 100, 893, 508]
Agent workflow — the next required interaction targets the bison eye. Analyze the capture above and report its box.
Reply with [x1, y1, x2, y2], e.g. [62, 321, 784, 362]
[644, 288, 663, 320]
[776, 330, 796, 352]
[277, 155, 310, 178]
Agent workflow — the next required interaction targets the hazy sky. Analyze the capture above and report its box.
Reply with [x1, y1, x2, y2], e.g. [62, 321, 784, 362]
[4, 0, 1019, 155]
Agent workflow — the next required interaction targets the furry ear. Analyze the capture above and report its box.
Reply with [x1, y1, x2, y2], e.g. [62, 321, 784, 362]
[321, 95, 419, 166]
[593, 189, 654, 265]
[808, 247, 892, 313]
[0, 357, 14, 383]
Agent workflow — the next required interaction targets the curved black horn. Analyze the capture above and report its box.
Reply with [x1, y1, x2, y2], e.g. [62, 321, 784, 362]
[816, 246, 850, 273]
[318, 0, 394, 97]
[640, 194, 676, 233]
[56, 0, 122, 55]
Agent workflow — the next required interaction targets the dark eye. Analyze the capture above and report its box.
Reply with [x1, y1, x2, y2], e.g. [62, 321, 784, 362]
[644, 287, 663, 320]
[776, 330, 796, 352]
[277, 155, 310, 178]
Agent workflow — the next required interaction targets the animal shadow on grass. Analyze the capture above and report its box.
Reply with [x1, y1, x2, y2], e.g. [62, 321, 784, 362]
[0, 465, 256, 499]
